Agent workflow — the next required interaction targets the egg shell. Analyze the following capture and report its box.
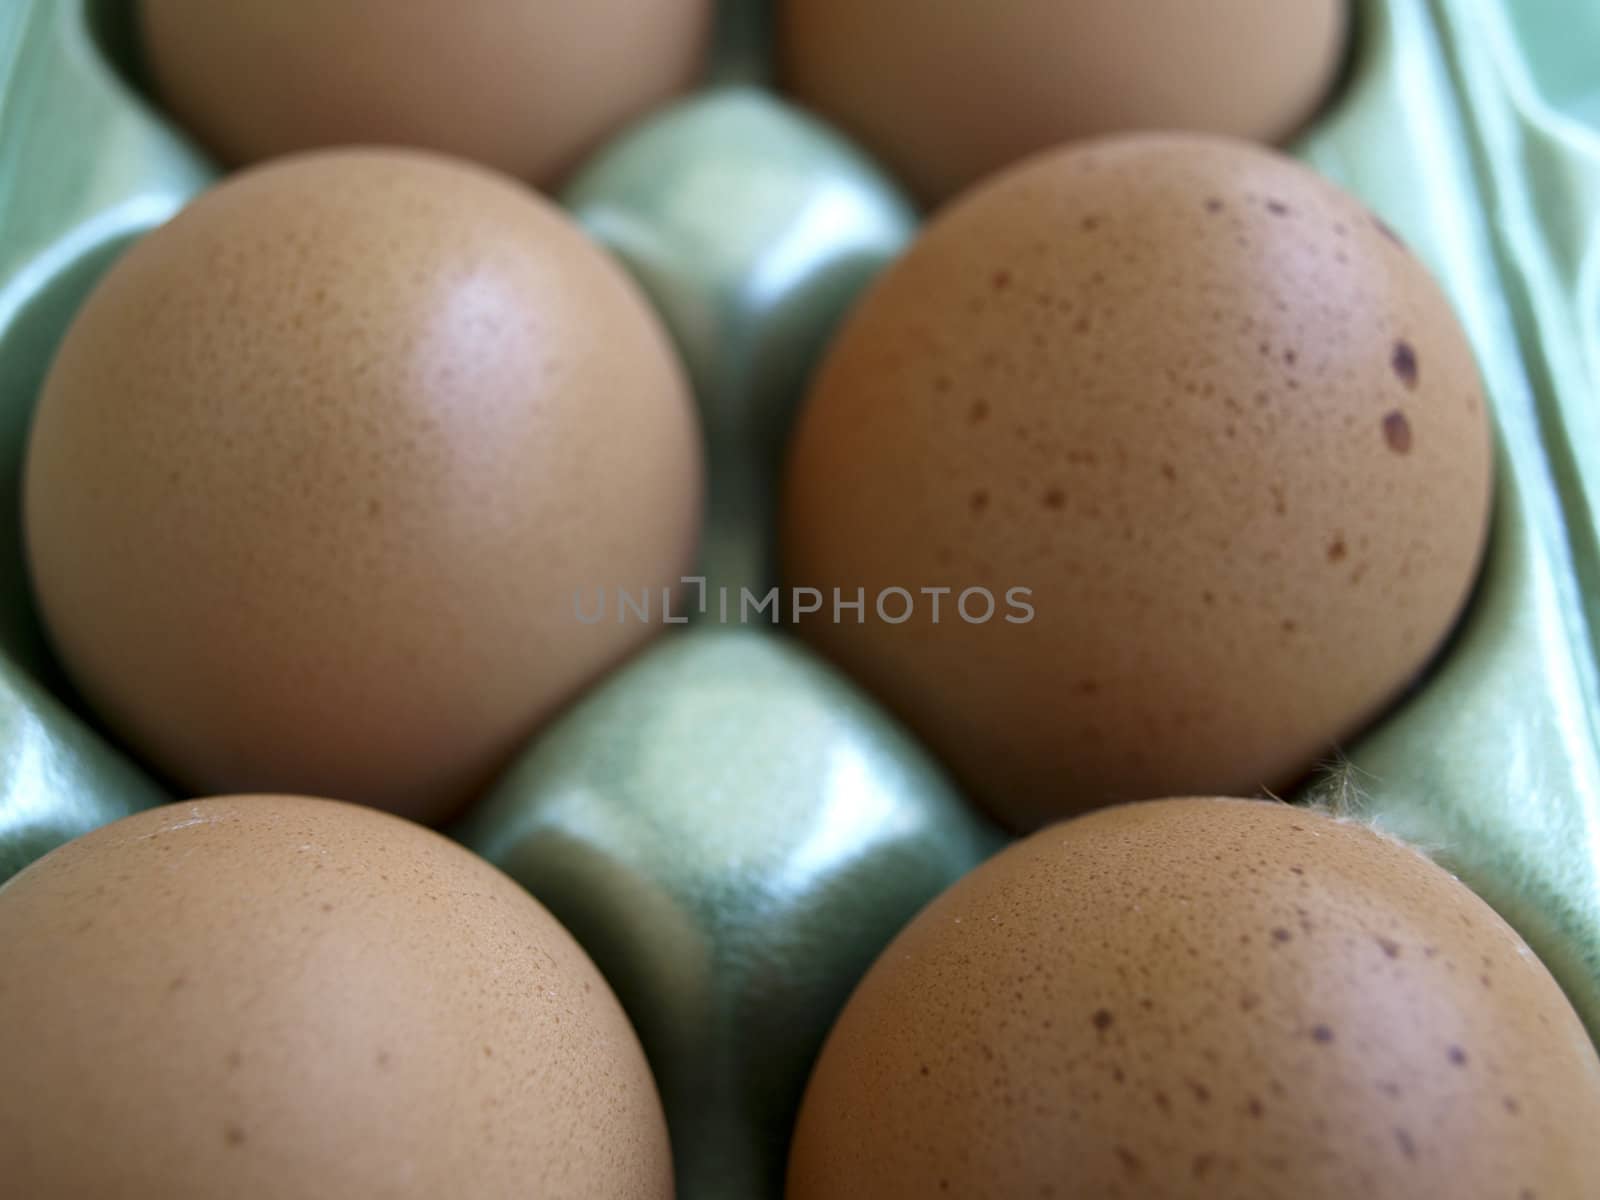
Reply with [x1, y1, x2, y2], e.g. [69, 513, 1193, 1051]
[140, 0, 713, 183]
[23, 148, 702, 824]
[782, 133, 1494, 831]
[0, 794, 672, 1199]
[787, 797, 1600, 1199]
[778, 0, 1348, 204]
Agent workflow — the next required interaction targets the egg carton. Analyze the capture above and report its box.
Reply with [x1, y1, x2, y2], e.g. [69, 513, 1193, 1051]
[2, 1, 1598, 1197]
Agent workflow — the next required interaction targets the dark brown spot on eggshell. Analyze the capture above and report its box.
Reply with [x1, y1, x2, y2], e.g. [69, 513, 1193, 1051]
[1383, 410, 1414, 453]
[1392, 340, 1420, 387]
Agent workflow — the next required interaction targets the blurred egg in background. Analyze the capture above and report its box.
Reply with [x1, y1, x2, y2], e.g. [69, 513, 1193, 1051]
[779, 0, 1349, 203]
[140, 0, 714, 183]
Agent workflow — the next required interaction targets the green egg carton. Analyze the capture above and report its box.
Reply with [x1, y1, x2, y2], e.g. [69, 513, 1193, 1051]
[2, 1, 1598, 1197]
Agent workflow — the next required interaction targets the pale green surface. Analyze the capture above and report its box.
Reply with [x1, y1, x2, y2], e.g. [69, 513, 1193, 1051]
[564, 88, 914, 603]
[456, 629, 1002, 1200]
[1, 1, 1600, 1192]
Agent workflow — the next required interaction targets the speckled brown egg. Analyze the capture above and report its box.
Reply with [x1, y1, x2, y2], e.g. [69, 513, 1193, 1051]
[781, 134, 1493, 832]
[779, 0, 1348, 204]
[24, 148, 702, 825]
[788, 797, 1600, 1199]
[141, 0, 712, 183]
[0, 795, 673, 1199]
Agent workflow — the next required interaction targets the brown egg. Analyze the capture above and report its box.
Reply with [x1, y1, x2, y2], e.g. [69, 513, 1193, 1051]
[24, 148, 702, 824]
[789, 797, 1600, 1199]
[0, 795, 672, 1199]
[779, 0, 1348, 204]
[140, 0, 712, 183]
[782, 134, 1493, 831]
